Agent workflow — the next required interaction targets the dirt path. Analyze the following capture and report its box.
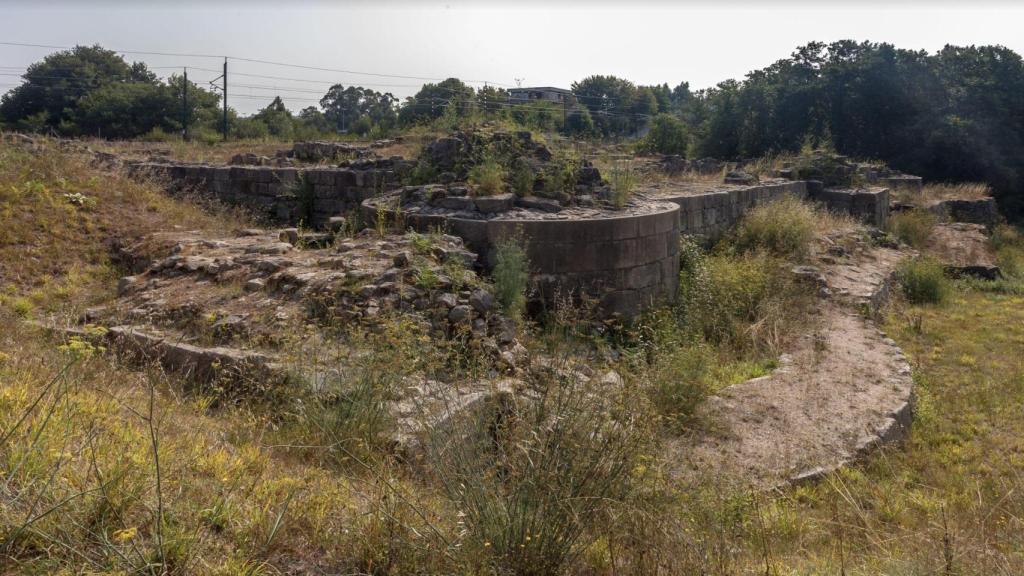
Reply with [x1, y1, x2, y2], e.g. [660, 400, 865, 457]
[667, 303, 912, 489]
[666, 239, 915, 489]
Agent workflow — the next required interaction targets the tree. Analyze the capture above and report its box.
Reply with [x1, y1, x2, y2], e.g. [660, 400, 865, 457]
[0, 45, 222, 139]
[253, 96, 295, 139]
[689, 40, 1024, 219]
[1, 45, 156, 135]
[398, 78, 475, 125]
[571, 75, 648, 137]
[320, 85, 397, 133]
[74, 82, 175, 138]
[638, 113, 689, 156]
[563, 106, 595, 137]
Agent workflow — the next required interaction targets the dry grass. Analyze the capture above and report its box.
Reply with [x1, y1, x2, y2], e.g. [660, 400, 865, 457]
[893, 182, 991, 205]
[671, 286, 1024, 575]
[0, 141, 247, 313]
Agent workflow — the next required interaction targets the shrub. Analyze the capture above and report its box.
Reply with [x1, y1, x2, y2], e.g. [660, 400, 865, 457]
[991, 224, 1024, 279]
[509, 159, 536, 197]
[899, 257, 948, 304]
[607, 159, 636, 209]
[468, 159, 506, 196]
[732, 195, 817, 259]
[406, 158, 439, 186]
[491, 238, 529, 317]
[990, 223, 1022, 251]
[541, 156, 577, 198]
[427, 360, 652, 575]
[645, 337, 712, 424]
[889, 209, 936, 248]
[681, 248, 807, 355]
[637, 113, 689, 156]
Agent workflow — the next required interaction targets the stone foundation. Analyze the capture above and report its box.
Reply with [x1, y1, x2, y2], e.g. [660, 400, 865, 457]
[654, 180, 809, 240]
[928, 197, 999, 227]
[363, 198, 681, 320]
[129, 159, 410, 226]
[809, 185, 890, 228]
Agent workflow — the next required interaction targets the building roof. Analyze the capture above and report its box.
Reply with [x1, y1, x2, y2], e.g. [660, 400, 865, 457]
[509, 86, 574, 95]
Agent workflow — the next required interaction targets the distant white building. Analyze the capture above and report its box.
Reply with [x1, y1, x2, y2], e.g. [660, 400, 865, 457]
[508, 87, 575, 105]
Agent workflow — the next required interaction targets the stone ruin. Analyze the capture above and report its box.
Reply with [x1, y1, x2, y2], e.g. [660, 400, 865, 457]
[287, 138, 402, 162]
[7, 129, 1007, 485]
[116, 131, 1004, 322]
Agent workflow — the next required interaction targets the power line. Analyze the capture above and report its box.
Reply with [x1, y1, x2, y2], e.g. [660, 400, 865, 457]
[0, 40, 510, 86]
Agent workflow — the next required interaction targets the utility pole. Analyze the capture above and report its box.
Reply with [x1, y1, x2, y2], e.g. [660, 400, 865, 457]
[182, 67, 189, 141]
[222, 58, 228, 141]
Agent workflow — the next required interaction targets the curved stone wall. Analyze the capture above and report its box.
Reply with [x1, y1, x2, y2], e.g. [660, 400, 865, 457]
[363, 198, 681, 319]
[652, 180, 809, 239]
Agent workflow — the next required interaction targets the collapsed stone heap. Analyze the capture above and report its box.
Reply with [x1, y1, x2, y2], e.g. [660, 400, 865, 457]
[778, 150, 922, 192]
[105, 228, 517, 356]
[288, 138, 402, 162]
[420, 129, 606, 205]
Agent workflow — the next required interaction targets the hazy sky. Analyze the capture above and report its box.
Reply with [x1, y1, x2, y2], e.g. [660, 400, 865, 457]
[2, 1, 1023, 114]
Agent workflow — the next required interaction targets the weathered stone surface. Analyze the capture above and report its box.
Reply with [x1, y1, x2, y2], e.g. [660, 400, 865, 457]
[473, 193, 515, 213]
[448, 305, 472, 324]
[724, 171, 757, 185]
[469, 289, 495, 314]
[929, 197, 999, 227]
[515, 196, 563, 213]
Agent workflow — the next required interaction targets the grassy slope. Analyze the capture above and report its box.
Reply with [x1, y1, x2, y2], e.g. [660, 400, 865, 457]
[670, 286, 1024, 575]
[0, 142, 453, 574]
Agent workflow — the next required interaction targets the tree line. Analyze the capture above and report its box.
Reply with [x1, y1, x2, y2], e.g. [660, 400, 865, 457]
[0, 45, 684, 142]
[684, 40, 1024, 218]
[4, 42, 1024, 217]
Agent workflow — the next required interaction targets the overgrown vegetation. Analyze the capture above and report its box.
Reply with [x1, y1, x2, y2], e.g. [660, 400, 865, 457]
[467, 158, 506, 196]
[889, 208, 937, 248]
[428, 359, 653, 575]
[731, 195, 817, 259]
[606, 158, 636, 208]
[899, 256, 949, 303]
[491, 238, 529, 318]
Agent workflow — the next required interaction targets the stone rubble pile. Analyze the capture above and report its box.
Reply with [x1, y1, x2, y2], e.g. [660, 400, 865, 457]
[287, 138, 402, 162]
[107, 228, 519, 351]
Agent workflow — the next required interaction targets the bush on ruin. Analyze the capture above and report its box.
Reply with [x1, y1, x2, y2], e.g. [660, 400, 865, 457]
[889, 209, 936, 248]
[732, 195, 817, 259]
[899, 257, 949, 304]
[426, 356, 653, 575]
[469, 159, 507, 196]
[637, 113, 689, 156]
[492, 238, 529, 318]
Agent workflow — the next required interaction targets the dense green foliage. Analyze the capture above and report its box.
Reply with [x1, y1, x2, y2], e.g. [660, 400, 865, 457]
[899, 257, 949, 303]
[0, 45, 220, 139]
[689, 41, 1024, 219]
[637, 113, 689, 155]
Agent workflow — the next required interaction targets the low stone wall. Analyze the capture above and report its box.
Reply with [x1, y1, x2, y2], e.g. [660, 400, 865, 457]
[362, 199, 681, 319]
[656, 181, 809, 239]
[879, 175, 923, 194]
[129, 160, 409, 226]
[810, 185, 890, 228]
[928, 197, 999, 227]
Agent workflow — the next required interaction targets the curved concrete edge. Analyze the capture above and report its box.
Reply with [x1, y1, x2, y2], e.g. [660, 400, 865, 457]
[363, 195, 681, 319]
[786, 327, 915, 488]
[783, 258, 915, 489]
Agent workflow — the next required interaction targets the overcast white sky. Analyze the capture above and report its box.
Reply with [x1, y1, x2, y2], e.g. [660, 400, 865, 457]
[1, 1, 1023, 114]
